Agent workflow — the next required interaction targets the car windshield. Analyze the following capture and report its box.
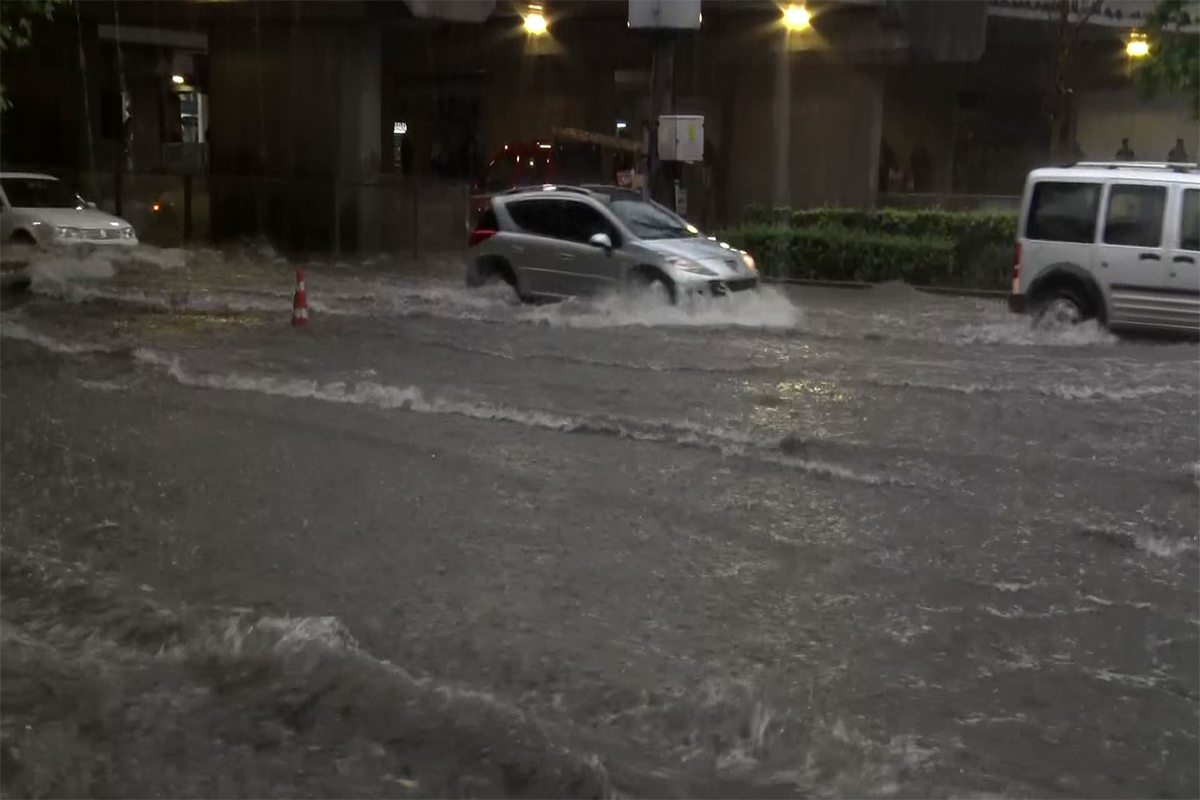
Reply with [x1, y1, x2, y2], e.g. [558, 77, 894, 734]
[2, 177, 85, 209]
[602, 195, 692, 240]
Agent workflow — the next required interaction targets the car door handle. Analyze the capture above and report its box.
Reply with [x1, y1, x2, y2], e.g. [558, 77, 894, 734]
[1173, 255, 1196, 264]
[1138, 252, 1161, 261]
[559, 254, 576, 261]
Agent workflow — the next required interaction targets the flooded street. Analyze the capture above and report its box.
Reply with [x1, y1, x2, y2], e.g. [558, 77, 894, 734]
[2, 248, 1198, 798]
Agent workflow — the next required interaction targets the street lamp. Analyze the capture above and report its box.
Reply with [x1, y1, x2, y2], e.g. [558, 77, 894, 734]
[782, 4, 810, 30]
[524, 4, 547, 35]
[1126, 32, 1149, 58]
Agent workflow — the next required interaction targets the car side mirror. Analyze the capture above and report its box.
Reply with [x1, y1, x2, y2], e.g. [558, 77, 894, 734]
[588, 232, 613, 252]
[85, 201, 97, 209]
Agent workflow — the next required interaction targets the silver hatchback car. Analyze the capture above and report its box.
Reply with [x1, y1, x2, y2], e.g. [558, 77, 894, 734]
[466, 185, 758, 302]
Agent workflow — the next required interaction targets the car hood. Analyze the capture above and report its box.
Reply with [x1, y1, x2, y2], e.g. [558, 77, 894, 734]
[640, 237, 738, 261]
[640, 236, 753, 278]
[15, 207, 132, 229]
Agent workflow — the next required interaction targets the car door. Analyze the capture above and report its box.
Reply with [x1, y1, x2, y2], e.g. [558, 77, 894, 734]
[502, 198, 567, 297]
[0, 188, 11, 241]
[1163, 186, 1200, 330]
[555, 199, 623, 296]
[1096, 182, 1171, 328]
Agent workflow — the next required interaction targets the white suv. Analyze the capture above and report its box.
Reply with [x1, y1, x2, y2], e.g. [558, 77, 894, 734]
[1009, 162, 1199, 333]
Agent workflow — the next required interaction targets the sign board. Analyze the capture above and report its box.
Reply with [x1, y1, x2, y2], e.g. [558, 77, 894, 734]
[404, 1, 495, 23]
[628, 0, 701, 30]
[553, 127, 643, 154]
[657, 115, 703, 163]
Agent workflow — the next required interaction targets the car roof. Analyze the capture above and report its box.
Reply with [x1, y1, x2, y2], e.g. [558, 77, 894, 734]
[0, 172, 58, 181]
[496, 184, 598, 200]
[1029, 163, 1200, 185]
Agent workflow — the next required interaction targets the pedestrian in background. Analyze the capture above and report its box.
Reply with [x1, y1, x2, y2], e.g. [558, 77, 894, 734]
[1168, 138, 1189, 163]
[1115, 138, 1135, 160]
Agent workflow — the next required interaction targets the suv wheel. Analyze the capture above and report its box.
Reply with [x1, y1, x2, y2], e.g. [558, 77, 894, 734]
[1033, 287, 1089, 329]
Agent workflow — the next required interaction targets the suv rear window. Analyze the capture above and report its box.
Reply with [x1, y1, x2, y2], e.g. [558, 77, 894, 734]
[1181, 190, 1200, 252]
[1026, 182, 1101, 243]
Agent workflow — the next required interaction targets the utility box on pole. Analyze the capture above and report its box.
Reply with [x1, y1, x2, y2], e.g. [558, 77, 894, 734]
[657, 114, 704, 163]
[628, 0, 701, 29]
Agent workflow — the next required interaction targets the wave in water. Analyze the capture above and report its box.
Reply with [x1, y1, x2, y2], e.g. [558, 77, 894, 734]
[1, 546, 946, 798]
[129, 347, 900, 486]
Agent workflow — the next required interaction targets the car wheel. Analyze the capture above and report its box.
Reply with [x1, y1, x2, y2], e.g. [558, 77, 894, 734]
[1033, 286, 1090, 329]
[10, 230, 37, 245]
[632, 269, 676, 305]
[469, 257, 524, 302]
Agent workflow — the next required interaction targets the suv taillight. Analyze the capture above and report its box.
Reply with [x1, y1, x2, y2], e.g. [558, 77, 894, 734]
[469, 229, 496, 247]
[1011, 241, 1021, 294]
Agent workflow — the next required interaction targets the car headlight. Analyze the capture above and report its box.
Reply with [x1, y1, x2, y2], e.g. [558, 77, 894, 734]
[121, 227, 136, 239]
[741, 251, 756, 272]
[664, 255, 717, 276]
[54, 226, 85, 240]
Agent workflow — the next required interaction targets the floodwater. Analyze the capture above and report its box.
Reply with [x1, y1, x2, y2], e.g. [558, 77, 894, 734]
[2, 245, 1197, 798]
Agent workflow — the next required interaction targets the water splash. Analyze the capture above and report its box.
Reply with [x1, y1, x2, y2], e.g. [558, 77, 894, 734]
[954, 320, 1117, 347]
[518, 286, 801, 331]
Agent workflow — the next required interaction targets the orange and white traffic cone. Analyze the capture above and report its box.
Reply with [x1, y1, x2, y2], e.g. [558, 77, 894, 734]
[292, 268, 309, 328]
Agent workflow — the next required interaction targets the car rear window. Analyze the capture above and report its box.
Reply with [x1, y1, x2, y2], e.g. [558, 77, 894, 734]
[506, 199, 562, 238]
[1025, 182, 1101, 244]
[475, 206, 498, 232]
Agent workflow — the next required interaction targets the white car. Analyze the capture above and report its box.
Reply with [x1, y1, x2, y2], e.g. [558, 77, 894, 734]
[1010, 161, 1199, 332]
[0, 172, 138, 247]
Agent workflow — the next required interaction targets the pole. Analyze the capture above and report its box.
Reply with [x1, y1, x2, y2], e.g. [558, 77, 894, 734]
[646, 32, 675, 205]
[773, 31, 791, 208]
[183, 174, 193, 242]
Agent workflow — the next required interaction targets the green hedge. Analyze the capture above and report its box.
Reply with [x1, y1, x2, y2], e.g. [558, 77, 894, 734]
[723, 224, 957, 284]
[723, 206, 1018, 290]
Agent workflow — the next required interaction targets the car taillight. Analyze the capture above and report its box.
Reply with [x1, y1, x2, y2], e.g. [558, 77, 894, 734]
[469, 229, 496, 247]
[1011, 241, 1021, 294]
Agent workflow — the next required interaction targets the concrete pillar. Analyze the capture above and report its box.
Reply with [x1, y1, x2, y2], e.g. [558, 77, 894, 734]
[209, 15, 381, 254]
[337, 25, 381, 253]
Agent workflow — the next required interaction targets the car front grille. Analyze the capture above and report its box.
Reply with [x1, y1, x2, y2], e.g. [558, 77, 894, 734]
[708, 278, 758, 296]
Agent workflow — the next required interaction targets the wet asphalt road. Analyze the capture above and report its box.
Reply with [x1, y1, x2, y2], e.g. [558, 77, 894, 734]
[1, 249, 1198, 798]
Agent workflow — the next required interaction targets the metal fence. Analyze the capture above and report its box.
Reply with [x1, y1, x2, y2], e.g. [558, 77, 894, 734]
[54, 168, 473, 259]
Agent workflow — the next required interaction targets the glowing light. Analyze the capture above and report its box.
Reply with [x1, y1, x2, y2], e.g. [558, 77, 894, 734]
[171, 74, 185, 85]
[685, 223, 699, 234]
[616, 121, 628, 130]
[393, 121, 408, 135]
[1126, 33, 1149, 58]
[783, 5, 810, 30]
[538, 143, 552, 149]
[523, 9, 547, 35]
[152, 202, 161, 212]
